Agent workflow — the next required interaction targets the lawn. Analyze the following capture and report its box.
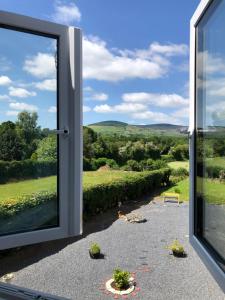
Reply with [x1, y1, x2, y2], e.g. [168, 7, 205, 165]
[163, 177, 225, 204]
[206, 156, 225, 168]
[168, 161, 189, 171]
[162, 178, 189, 201]
[0, 171, 144, 201]
[0, 176, 56, 201]
[83, 170, 142, 188]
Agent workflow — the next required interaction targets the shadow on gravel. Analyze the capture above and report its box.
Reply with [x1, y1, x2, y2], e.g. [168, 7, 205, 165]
[0, 188, 163, 277]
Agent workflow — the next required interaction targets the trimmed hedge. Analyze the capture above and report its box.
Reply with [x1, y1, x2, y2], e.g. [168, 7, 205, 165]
[0, 159, 57, 183]
[0, 168, 171, 220]
[83, 168, 171, 216]
[0, 191, 57, 219]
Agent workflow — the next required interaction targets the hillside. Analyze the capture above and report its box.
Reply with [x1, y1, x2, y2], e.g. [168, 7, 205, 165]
[88, 121, 188, 137]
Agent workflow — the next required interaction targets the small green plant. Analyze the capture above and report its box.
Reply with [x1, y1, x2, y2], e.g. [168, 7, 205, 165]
[113, 268, 130, 289]
[168, 239, 185, 256]
[89, 243, 101, 256]
[174, 188, 181, 194]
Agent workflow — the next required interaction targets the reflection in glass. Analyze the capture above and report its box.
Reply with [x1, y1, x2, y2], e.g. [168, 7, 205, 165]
[0, 27, 58, 236]
[196, 0, 225, 264]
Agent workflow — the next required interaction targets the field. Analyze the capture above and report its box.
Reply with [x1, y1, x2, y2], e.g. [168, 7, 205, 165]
[168, 161, 189, 171]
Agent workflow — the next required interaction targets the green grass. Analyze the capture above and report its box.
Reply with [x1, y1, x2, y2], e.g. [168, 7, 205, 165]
[162, 177, 225, 204]
[0, 171, 144, 201]
[206, 157, 225, 168]
[168, 161, 189, 171]
[0, 176, 56, 202]
[83, 170, 146, 189]
[162, 178, 189, 201]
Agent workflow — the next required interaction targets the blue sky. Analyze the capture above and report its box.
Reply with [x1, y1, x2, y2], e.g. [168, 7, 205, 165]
[0, 0, 199, 127]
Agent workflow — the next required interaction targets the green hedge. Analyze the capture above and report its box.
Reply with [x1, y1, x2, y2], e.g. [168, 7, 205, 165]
[0, 168, 171, 220]
[83, 168, 171, 216]
[0, 159, 57, 183]
[0, 191, 57, 219]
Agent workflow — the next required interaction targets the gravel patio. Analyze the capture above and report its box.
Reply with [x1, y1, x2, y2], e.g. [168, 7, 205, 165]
[0, 197, 224, 300]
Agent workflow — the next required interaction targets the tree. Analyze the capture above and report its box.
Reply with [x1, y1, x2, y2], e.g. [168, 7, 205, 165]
[35, 135, 57, 161]
[170, 144, 189, 161]
[0, 121, 25, 161]
[83, 126, 97, 158]
[16, 111, 41, 158]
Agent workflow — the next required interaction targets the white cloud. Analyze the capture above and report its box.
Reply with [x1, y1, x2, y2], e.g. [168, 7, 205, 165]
[122, 93, 188, 108]
[0, 94, 11, 101]
[149, 42, 188, 57]
[83, 86, 93, 92]
[131, 110, 172, 123]
[9, 102, 38, 112]
[84, 37, 166, 81]
[87, 93, 108, 101]
[23, 53, 56, 79]
[35, 79, 56, 91]
[6, 110, 19, 116]
[83, 36, 188, 82]
[93, 103, 147, 114]
[0, 76, 12, 85]
[48, 106, 57, 113]
[198, 51, 225, 75]
[9, 87, 36, 98]
[83, 105, 91, 112]
[51, 1, 81, 24]
[172, 107, 189, 119]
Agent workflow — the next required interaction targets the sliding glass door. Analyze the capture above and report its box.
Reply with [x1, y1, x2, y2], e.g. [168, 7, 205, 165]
[190, 0, 225, 292]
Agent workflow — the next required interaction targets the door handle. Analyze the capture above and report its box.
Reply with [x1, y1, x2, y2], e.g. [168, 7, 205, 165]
[53, 127, 69, 136]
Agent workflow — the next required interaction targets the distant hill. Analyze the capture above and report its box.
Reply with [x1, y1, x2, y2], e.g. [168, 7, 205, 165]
[88, 121, 188, 137]
[89, 120, 128, 127]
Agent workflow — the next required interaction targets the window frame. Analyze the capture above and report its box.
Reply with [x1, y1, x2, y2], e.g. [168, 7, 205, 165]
[189, 0, 225, 292]
[0, 10, 82, 250]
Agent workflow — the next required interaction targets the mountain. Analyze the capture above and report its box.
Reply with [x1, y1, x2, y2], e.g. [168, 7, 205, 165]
[89, 120, 128, 127]
[88, 121, 188, 136]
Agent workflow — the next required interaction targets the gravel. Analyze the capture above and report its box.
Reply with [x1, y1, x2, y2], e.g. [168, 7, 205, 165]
[0, 199, 224, 300]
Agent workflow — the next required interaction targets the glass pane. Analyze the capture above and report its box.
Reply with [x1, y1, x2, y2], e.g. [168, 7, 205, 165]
[0, 27, 58, 235]
[196, 0, 225, 264]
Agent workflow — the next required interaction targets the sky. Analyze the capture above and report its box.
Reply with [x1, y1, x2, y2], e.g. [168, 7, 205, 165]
[0, 0, 200, 128]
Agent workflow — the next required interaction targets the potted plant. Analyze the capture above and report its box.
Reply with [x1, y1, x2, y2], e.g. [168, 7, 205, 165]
[168, 239, 186, 257]
[105, 268, 135, 295]
[89, 243, 101, 259]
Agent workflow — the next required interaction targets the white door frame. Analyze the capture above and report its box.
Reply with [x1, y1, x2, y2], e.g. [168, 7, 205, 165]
[189, 0, 225, 292]
[0, 10, 82, 250]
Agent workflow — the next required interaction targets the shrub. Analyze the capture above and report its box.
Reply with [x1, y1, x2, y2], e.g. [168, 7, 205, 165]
[83, 168, 171, 216]
[174, 188, 181, 194]
[0, 191, 57, 219]
[83, 158, 93, 171]
[123, 160, 141, 171]
[0, 159, 57, 183]
[205, 164, 225, 178]
[113, 269, 130, 289]
[161, 154, 174, 162]
[89, 243, 101, 255]
[168, 239, 185, 256]
[171, 167, 189, 177]
[91, 157, 118, 170]
[140, 159, 168, 171]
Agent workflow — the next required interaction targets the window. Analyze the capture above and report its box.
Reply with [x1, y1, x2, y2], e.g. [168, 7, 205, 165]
[0, 11, 82, 250]
[190, 0, 225, 292]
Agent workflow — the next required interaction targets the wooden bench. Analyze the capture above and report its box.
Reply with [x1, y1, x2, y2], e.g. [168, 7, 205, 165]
[163, 192, 181, 204]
